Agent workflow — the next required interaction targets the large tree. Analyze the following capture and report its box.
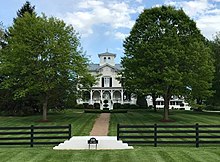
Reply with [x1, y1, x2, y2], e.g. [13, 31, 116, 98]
[1, 13, 94, 120]
[207, 33, 220, 107]
[122, 6, 214, 121]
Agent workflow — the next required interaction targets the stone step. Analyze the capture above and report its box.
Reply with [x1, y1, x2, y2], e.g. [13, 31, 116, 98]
[53, 136, 133, 150]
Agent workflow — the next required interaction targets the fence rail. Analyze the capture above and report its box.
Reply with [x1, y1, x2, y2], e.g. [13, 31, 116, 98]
[0, 124, 71, 147]
[117, 123, 220, 147]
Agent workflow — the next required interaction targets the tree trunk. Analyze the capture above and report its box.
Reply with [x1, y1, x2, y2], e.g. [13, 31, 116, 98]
[152, 93, 157, 112]
[42, 95, 48, 121]
[163, 94, 170, 121]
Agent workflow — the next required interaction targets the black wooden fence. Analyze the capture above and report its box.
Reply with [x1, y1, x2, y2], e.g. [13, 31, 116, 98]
[0, 124, 71, 147]
[117, 123, 220, 147]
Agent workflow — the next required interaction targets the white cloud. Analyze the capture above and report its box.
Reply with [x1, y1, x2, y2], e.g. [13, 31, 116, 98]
[104, 30, 128, 40]
[136, 6, 145, 13]
[78, 0, 104, 9]
[104, 31, 111, 36]
[135, 0, 143, 3]
[114, 32, 128, 40]
[164, 0, 220, 39]
[165, 0, 215, 18]
[60, 0, 143, 37]
[197, 14, 220, 39]
[116, 47, 124, 51]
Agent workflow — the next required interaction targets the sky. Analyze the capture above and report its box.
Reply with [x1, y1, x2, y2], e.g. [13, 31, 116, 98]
[1, 0, 220, 63]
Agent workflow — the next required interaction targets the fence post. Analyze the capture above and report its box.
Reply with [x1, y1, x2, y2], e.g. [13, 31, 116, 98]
[117, 124, 119, 141]
[68, 124, 72, 139]
[195, 123, 199, 148]
[30, 125, 34, 147]
[154, 124, 157, 147]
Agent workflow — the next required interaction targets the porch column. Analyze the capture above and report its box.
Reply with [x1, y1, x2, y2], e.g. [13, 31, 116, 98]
[100, 90, 103, 101]
[121, 89, 124, 104]
[100, 90, 103, 110]
[90, 90, 93, 105]
[111, 90, 113, 100]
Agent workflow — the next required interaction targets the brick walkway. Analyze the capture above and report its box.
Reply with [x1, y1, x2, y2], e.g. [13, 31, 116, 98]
[90, 113, 110, 136]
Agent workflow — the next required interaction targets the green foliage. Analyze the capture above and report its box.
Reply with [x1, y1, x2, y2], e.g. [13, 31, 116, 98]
[205, 105, 220, 111]
[207, 33, 220, 106]
[122, 6, 214, 120]
[16, 1, 36, 19]
[0, 13, 94, 119]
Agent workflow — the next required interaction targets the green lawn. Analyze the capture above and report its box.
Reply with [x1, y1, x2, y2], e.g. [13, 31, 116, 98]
[0, 109, 98, 136]
[109, 110, 220, 135]
[0, 109, 220, 162]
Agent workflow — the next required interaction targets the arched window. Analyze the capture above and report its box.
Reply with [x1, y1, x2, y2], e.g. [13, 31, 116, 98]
[104, 57, 106, 62]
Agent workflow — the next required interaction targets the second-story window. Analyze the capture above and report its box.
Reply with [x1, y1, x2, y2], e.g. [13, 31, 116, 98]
[102, 77, 112, 87]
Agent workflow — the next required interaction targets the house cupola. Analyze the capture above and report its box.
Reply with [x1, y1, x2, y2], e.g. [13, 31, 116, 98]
[98, 51, 116, 66]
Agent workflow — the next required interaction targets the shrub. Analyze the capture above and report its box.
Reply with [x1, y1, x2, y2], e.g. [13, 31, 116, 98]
[205, 105, 220, 111]
[129, 104, 139, 109]
[88, 104, 94, 109]
[83, 103, 89, 109]
[121, 103, 130, 109]
[113, 103, 121, 109]
[94, 103, 100, 109]
[74, 104, 84, 109]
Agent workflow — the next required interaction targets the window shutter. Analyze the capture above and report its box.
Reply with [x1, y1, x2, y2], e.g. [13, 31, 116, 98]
[102, 78, 104, 87]
[110, 78, 112, 87]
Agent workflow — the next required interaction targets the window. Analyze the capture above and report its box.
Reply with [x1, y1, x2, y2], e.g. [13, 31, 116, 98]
[104, 57, 106, 62]
[102, 77, 112, 87]
[104, 77, 109, 87]
[170, 101, 175, 105]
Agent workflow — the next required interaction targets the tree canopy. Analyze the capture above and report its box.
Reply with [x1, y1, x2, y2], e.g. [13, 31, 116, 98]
[122, 6, 214, 120]
[207, 33, 220, 107]
[0, 13, 95, 120]
[16, 1, 35, 18]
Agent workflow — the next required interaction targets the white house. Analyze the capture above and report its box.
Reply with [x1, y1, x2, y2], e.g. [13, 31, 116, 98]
[77, 52, 136, 110]
[77, 51, 191, 110]
[146, 96, 191, 110]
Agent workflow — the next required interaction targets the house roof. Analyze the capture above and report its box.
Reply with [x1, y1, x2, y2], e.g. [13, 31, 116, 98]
[88, 63, 122, 72]
[98, 52, 116, 58]
[88, 64, 100, 71]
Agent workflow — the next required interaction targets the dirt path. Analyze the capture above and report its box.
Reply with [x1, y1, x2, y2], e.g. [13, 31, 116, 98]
[90, 113, 110, 136]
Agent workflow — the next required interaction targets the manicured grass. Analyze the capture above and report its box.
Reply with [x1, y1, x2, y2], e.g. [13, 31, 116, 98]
[0, 109, 220, 162]
[0, 146, 219, 162]
[109, 110, 220, 135]
[0, 109, 98, 136]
